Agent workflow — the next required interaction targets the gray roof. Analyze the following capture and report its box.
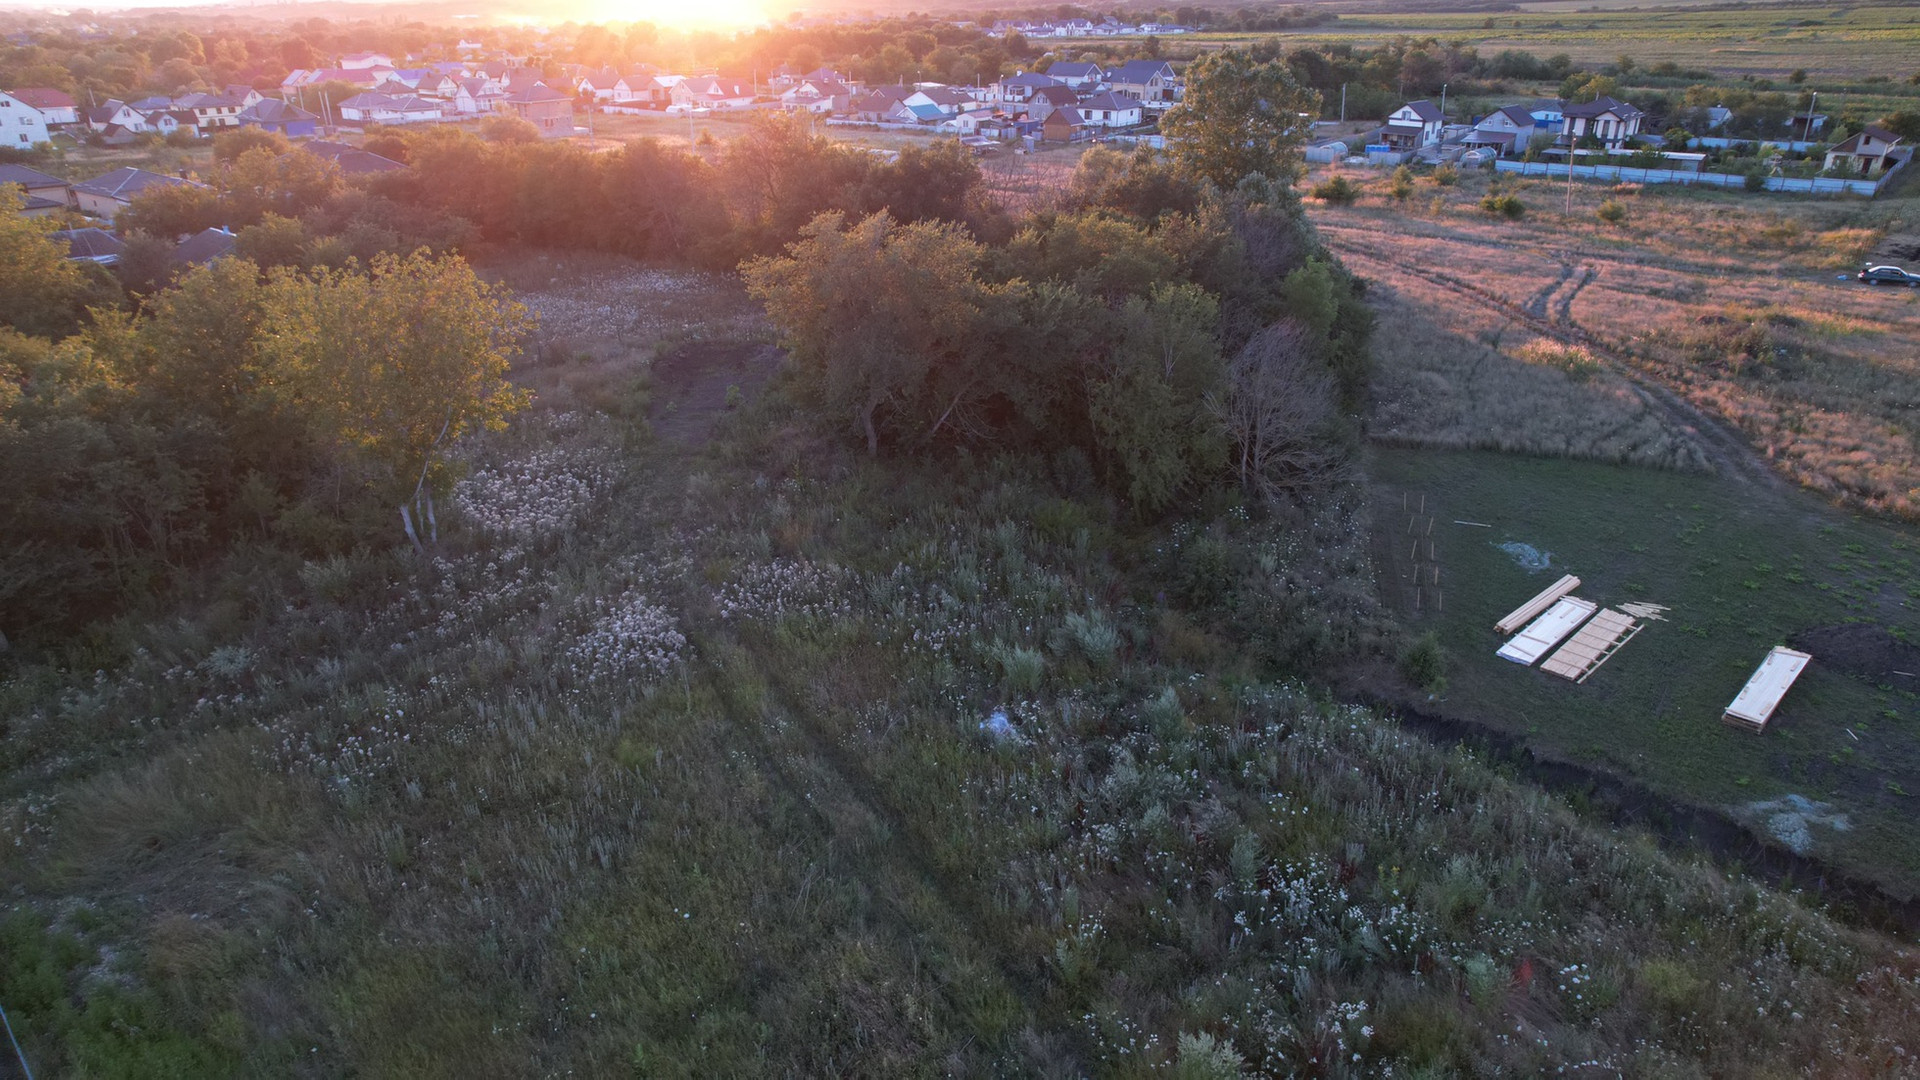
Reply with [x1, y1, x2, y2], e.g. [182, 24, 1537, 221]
[173, 226, 237, 266]
[302, 141, 406, 174]
[72, 167, 202, 201]
[50, 228, 124, 260]
[1563, 95, 1643, 120]
[0, 163, 67, 190]
[1077, 91, 1142, 111]
[1399, 99, 1443, 123]
[1107, 59, 1175, 84]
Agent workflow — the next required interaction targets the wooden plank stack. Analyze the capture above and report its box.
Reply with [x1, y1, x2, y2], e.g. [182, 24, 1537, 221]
[1497, 596, 1597, 666]
[1722, 646, 1813, 733]
[1495, 574, 1581, 636]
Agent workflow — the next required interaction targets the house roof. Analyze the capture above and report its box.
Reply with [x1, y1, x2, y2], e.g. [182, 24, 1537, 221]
[1033, 85, 1079, 105]
[1001, 71, 1063, 88]
[176, 92, 248, 109]
[0, 163, 67, 189]
[503, 83, 570, 104]
[1047, 61, 1103, 80]
[238, 99, 317, 124]
[87, 100, 130, 123]
[1490, 105, 1534, 127]
[50, 228, 124, 260]
[303, 140, 406, 174]
[792, 79, 849, 97]
[224, 84, 258, 98]
[1107, 59, 1174, 84]
[852, 92, 906, 113]
[173, 226, 236, 266]
[72, 167, 202, 201]
[1829, 128, 1904, 156]
[1398, 99, 1443, 123]
[9, 87, 74, 110]
[916, 86, 974, 107]
[800, 67, 847, 84]
[1077, 91, 1141, 111]
[1563, 95, 1642, 120]
[1047, 107, 1088, 126]
[905, 102, 949, 121]
[1860, 125, 1903, 144]
[20, 193, 63, 212]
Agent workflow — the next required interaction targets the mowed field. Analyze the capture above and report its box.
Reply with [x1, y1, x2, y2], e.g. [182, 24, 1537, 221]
[1309, 166, 1920, 894]
[1187, 4, 1920, 79]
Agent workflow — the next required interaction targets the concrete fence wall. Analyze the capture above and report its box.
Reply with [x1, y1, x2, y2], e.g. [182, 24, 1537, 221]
[1493, 157, 1899, 197]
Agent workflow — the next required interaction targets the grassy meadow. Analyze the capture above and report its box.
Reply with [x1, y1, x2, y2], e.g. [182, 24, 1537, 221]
[1187, 4, 1920, 80]
[3, 264, 1920, 1074]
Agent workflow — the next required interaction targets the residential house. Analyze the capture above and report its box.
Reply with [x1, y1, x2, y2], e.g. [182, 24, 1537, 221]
[613, 75, 669, 107]
[1042, 106, 1090, 143]
[850, 88, 913, 122]
[337, 92, 445, 125]
[938, 108, 998, 135]
[1381, 99, 1445, 150]
[285, 68, 384, 91]
[451, 78, 504, 114]
[1562, 95, 1644, 148]
[370, 77, 418, 98]
[49, 228, 124, 263]
[172, 226, 236, 266]
[457, 40, 485, 56]
[1045, 61, 1104, 89]
[782, 79, 851, 114]
[578, 67, 623, 100]
[1825, 126, 1906, 178]
[1465, 105, 1536, 157]
[8, 87, 78, 126]
[237, 99, 319, 137]
[798, 67, 849, 88]
[766, 64, 801, 90]
[904, 85, 978, 114]
[340, 51, 395, 70]
[1025, 84, 1080, 122]
[502, 83, 575, 135]
[0, 163, 71, 208]
[1786, 112, 1828, 138]
[1074, 91, 1142, 128]
[1526, 99, 1566, 133]
[71, 167, 205, 220]
[1703, 105, 1733, 130]
[174, 92, 248, 129]
[996, 71, 1063, 105]
[303, 140, 406, 175]
[142, 110, 199, 139]
[0, 90, 50, 147]
[670, 76, 755, 109]
[1105, 59, 1180, 107]
[223, 85, 265, 108]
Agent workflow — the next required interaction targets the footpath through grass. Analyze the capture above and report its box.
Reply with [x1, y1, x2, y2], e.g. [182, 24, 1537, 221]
[1369, 444, 1920, 897]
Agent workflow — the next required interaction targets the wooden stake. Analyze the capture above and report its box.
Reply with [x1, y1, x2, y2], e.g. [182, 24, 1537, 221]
[1436, 589, 1443, 612]
[1419, 494, 1426, 514]
[1415, 586, 1422, 610]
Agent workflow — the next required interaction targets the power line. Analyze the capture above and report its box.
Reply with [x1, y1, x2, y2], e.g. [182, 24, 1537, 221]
[0, 1000, 34, 1080]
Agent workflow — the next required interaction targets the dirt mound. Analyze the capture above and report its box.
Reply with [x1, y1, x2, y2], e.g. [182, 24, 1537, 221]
[1873, 233, 1920, 263]
[1788, 624, 1920, 682]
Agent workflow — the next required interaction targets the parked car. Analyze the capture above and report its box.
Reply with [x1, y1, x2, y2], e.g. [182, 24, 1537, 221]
[1858, 264, 1920, 286]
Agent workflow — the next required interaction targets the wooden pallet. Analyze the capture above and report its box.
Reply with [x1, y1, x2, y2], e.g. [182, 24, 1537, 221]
[1495, 574, 1581, 636]
[1540, 608, 1640, 683]
[1722, 646, 1812, 733]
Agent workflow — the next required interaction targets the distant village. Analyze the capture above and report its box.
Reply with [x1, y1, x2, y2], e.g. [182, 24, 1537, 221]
[3, 27, 1910, 267]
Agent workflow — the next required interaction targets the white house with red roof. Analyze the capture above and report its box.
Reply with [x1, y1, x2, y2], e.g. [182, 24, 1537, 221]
[7, 87, 77, 126]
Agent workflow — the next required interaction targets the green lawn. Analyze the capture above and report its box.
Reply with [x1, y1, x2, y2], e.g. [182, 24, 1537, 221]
[1369, 445, 1920, 895]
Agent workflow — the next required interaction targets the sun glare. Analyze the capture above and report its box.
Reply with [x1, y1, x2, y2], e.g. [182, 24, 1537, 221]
[571, 0, 771, 32]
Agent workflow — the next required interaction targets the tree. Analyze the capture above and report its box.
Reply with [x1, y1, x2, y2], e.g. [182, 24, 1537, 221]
[257, 252, 532, 548]
[213, 125, 290, 164]
[118, 182, 225, 240]
[226, 145, 343, 223]
[1088, 282, 1227, 513]
[0, 188, 96, 339]
[481, 115, 542, 144]
[1215, 318, 1341, 503]
[743, 211, 991, 455]
[1161, 49, 1321, 189]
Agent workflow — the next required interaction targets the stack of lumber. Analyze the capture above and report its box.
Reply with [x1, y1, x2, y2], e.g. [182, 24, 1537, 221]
[1541, 608, 1641, 683]
[1495, 574, 1581, 635]
[1722, 646, 1812, 733]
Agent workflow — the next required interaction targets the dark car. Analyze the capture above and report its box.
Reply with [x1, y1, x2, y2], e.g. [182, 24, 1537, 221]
[1858, 264, 1920, 286]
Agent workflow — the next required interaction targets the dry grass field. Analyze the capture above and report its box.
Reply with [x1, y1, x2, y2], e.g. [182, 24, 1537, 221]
[1309, 166, 1920, 518]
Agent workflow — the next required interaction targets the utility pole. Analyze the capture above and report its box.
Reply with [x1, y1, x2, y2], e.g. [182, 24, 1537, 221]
[1339, 82, 1346, 123]
[1440, 82, 1447, 122]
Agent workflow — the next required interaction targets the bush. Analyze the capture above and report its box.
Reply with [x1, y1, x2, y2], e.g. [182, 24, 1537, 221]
[1400, 631, 1447, 692]
[1597, 199, 1627, 224]
[1430, 163, 1459, 187]
[1388, 165, 1414, 201]
[1480, 192, 1525, 219]
[1743, 168, 1768, 192]
[1311, 175, 1359, 205]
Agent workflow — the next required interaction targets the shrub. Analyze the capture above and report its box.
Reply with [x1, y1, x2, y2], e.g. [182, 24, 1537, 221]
[1430, 163, 1459, 187]
[1597, 199, 1627, 223]
[1311, 175, 1359, 205]
[1399, 631, 1447, 692]
[1480, 192, 1525, 219]
[1638, 958, 1701, 1018]
[1744, 168, 1768, 192]
[1388, 165, 1415, 201]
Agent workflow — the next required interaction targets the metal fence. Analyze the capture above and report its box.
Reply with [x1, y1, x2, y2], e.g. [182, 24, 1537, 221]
[1493, 158, 1900, 197]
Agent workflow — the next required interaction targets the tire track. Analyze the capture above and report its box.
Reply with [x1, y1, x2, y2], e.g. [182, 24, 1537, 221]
[1328, 234, 1785, 491]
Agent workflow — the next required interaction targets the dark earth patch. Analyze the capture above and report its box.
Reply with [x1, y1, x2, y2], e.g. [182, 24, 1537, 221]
[1790, 623, 1920, 683]
[649, 342, 782, 445]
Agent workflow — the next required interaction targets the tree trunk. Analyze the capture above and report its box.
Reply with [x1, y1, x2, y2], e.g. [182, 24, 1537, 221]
[861, 403, 879, 457]
[400, 503, 425, 555]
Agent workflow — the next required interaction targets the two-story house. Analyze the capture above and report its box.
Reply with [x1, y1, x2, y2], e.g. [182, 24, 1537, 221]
[0, 90, 50, 147]
[1105, 60, 1180, 108]
[1075, 91, 1143, 129]
[1464, 105, 1536, 157]
[1825, 126, 1906, 178]
[1562, 95, 1643, 148]
[1381, 99, 1445, 150]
